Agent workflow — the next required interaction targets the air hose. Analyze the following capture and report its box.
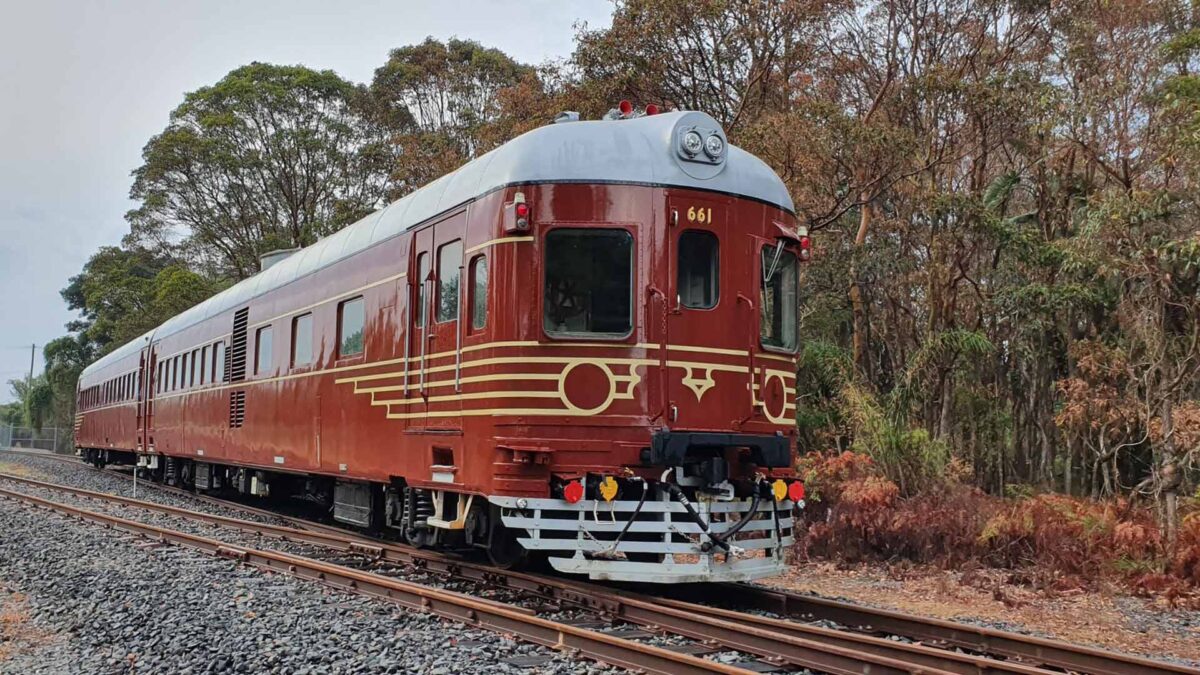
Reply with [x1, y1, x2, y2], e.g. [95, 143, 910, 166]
[702, 489, 763, 553]
[660, 469, 767, 555]
[592, 476, 648, 559]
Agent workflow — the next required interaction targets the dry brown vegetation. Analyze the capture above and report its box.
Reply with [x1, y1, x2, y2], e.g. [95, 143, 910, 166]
[796, 451, 1200, 604]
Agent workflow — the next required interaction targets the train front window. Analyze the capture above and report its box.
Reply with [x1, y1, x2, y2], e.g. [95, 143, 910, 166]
[544, 229, 633, 337]
[678, 230, 719, 309]
[760, 244, 799, 352]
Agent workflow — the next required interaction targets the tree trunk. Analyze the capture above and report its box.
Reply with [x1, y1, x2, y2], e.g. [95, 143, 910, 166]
[1161, 396, 1180, 547]
[938, 372, 954, 440]
[850, 189, 874, 377]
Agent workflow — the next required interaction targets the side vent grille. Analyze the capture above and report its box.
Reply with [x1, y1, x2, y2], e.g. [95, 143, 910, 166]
[228, 391, 246, 428]
[229, 307, 249, 383]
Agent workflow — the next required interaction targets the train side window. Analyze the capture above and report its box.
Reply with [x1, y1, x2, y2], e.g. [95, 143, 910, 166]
[255, 326, 273, 375]
[214, 342, 225, 382]
[292, 313, 313, 367]
[191, 349, 199, 387]
[543, 228, 633, 337]
[678, 230, 719, 309]
[469, 254, 488, 331]
[199, 347, 207, 385]
[760, 244, 799, 352]
[436, 240, 462, 323]
[415, 253, 429, 328]
[338, 297, 365, 358]
[181, 353, 189, 389]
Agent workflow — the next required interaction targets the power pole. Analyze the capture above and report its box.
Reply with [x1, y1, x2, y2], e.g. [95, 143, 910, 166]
[28, 343, 35, 382]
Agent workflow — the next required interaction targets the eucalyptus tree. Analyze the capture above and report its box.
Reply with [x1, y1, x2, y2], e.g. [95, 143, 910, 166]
[370, 38, 545, 195]
[126, 63, 391, 280]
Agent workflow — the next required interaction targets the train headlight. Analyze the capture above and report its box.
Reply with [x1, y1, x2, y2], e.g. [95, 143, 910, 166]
[703, 133, 725, 159]
[771, 479, 788, 502]
[681, 130, 703, 156]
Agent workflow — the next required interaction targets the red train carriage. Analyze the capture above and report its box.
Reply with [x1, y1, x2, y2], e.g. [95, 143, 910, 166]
[75, 109, 808, 583]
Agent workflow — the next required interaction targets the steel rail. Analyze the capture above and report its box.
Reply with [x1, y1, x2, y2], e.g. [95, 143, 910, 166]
[0, 470, 1043, 675]
[697, 585, 1200, 675]
[5, 452, 1194, 675]
[0, 484, 748, 675]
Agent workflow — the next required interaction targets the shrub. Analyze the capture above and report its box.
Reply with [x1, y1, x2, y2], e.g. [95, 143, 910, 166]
[794, 450, 1198, 596]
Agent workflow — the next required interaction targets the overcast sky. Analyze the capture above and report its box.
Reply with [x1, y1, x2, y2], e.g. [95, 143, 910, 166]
[0, 0, 613, 403]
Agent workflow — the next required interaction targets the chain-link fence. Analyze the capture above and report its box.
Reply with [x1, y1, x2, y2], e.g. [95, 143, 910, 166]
[0, 424, 73, 454]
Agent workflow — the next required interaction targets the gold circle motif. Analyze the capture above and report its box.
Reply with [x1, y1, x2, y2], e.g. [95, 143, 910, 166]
[761, 370, 790, 425]
[558, 361, 617, 415]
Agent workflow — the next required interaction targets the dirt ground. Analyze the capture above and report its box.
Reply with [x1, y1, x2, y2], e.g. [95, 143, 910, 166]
[0, 587, 59, 665]
[767, 561, 1200, 664]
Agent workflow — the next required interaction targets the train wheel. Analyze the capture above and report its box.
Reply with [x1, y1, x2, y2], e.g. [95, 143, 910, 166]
[407, 527, 436, 549]
[486, 524, 526, 569]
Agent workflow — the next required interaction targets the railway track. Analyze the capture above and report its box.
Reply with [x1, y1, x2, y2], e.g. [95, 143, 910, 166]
[1, 451, 1194, 675]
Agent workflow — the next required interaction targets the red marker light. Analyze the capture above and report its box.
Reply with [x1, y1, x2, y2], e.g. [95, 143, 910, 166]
[788, 481, 805, 502]
[645, 103, 660, 115]
[618, 100, 633, 117]
[515, 202, 529, 218]
[798, 236, 812, 261]
[563, 480, 584, 504]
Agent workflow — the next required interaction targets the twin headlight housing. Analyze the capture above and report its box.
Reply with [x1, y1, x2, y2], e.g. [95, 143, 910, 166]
[678, 126, 726, 164]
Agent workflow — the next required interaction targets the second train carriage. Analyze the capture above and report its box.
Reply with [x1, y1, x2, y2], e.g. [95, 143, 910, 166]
[75, 108, 809, 583]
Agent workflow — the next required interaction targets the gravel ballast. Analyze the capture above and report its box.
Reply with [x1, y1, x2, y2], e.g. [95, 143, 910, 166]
[0, 454, 613, 674]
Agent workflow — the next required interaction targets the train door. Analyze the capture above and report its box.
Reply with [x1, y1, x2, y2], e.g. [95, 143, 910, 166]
[408, 210, 467, 430]
[751, 232, 802, 427]
[664, 194, 742, 431]
[138, 346, 155, 453]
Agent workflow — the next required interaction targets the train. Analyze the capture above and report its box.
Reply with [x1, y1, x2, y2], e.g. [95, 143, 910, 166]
[74, 106, 808, 583]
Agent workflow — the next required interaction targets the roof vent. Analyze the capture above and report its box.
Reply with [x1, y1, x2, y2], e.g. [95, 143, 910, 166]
[260, 247, 300, 271]
[553, 111, 581, 124]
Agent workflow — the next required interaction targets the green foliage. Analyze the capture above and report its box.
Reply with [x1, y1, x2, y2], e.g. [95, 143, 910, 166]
[8, 376, 53, 432]
[369, 38, 548, 195]
[841, 381, 952, 495]
[794, 340, 852, 448]
[127, 62, 390, 279]
[62, 246, 220, 356]
[0, 402, 23, 426]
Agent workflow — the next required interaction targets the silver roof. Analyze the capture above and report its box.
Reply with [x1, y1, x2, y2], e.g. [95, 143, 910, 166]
[82, 111, 792, 379]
